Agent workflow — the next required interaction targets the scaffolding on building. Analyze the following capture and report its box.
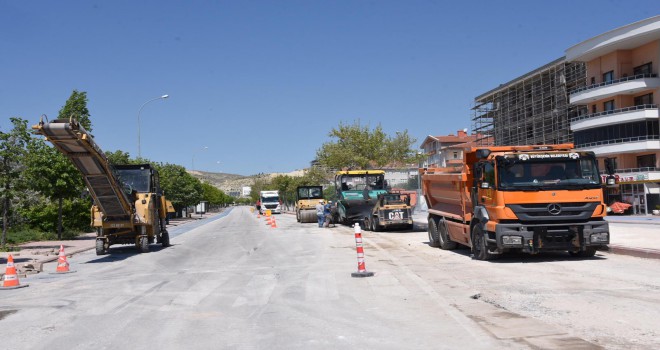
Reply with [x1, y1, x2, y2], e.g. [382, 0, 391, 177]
[472, 57, 587, 147]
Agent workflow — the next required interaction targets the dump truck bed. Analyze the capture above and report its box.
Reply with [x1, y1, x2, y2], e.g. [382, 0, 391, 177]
[421, 168, 472, 222]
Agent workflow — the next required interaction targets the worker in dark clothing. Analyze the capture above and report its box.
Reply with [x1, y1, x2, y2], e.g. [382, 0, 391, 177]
[323, 201, 335, 228]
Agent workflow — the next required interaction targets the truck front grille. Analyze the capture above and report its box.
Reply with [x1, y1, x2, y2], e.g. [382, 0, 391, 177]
[507, 202, 598, 222]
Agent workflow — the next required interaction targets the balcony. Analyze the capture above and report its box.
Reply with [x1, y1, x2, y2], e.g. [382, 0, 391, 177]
[571, 104, 658, 131]
[569, 74, 660, 104]
[576, 135, 660, 155]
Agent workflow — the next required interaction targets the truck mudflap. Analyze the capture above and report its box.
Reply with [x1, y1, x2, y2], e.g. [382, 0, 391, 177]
[494, 220, 609, 254]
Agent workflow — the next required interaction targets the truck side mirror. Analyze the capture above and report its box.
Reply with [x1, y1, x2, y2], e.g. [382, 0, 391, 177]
[480, 182, 490, 189]
[474, 163, 484, 179]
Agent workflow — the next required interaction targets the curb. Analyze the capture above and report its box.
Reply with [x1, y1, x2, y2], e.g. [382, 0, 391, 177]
[605, 220, 660, 225]
[607, 245, 660, 260]
[26, 246, 97, 273]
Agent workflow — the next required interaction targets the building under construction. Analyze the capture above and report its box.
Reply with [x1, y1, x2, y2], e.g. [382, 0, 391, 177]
[472, 57, 586, 146]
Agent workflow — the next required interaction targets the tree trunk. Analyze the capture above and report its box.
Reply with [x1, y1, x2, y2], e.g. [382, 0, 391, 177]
[58, 196, 63, 240]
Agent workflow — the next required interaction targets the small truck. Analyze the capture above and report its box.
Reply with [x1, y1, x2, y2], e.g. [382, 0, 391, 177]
[363, 192, 413, 231]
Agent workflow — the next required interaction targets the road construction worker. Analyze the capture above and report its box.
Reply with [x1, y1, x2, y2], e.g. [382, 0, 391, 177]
[323, 201, 334, 228]
[315, 200, 325, 227]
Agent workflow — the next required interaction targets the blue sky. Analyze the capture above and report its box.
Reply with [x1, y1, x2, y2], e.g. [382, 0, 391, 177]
[1, 1, 658, 175]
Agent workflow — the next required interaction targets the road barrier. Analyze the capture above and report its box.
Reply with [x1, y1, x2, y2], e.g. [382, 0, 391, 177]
[54, 245, 75, 274]
[1, 255, 29, 290]
[351, 223, 374, 278]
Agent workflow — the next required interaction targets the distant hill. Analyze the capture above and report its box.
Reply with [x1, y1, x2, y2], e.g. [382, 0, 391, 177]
[188, 169, 307, 193]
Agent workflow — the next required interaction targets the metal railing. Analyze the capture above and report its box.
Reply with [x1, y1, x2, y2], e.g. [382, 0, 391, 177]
[576, 135, 660, 148]
[571, 104, 658, 123]
[615, 167, 659, 173]
[570, 73, 658, 95]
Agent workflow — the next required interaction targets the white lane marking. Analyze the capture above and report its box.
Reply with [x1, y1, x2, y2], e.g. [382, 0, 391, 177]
[232, 274, 278, 307]
[305, 272, 339, 301]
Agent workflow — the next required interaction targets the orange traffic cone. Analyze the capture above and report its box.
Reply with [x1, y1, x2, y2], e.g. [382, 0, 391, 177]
[54, 245, 75, 274]
[270, 216, 277, 228]
[266, 216, 272, 225]
[1, 255, 29, 289]
[257, 212, 261, 218]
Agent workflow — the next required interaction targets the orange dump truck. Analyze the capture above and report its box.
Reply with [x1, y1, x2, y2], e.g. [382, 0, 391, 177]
[420, 144, 612, 260]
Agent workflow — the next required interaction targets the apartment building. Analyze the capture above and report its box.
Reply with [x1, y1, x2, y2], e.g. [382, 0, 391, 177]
[420, 130, 483, 168]
[566, 16, 660, 214]
[472, 58, 586, 147]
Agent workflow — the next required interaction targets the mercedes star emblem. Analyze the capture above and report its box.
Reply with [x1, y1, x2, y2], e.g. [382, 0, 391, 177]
[547, 203, 562, 215]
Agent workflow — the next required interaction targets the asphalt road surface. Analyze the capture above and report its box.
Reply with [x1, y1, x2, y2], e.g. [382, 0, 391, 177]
[1, 206, 658, 349]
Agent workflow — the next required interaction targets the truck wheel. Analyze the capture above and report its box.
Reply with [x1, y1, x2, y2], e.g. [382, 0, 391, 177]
[472, 226, 496, 261]
[296, 210, 301, 222]
[362, 218, 370, 231]
[568, 247, 596, 258]
[427, 217, 440, 247]
[437, 218, 458, 250]
[138, 236, 149, 253]
[161, 230, 170, 247]
[95, 239, 108, 255]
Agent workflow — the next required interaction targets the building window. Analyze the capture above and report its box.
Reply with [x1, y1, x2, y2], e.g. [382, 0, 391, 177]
[592, 104, 597, 114]
[453, 151, 458, 159]
[637, 154, 656, 168]
[604, 100, 615, 111]
[633, 62, 652, 75]
[603, 71, 614, 83]
[634, 93, 653, 106]
[590, 77, 596, 85]
[574, 120, 660, 147]
[605, 157, 618, 170]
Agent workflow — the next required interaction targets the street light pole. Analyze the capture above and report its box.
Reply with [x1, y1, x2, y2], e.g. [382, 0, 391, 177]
[191, 146, 208, 172]
[137, 94, 169, 159]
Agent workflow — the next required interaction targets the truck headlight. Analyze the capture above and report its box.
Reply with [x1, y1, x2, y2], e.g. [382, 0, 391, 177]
[590, 232, 609, 243]
[502, 235, 522, 245]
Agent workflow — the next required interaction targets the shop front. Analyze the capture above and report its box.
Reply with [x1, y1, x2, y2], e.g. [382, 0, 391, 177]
[603, 171, 660, 215]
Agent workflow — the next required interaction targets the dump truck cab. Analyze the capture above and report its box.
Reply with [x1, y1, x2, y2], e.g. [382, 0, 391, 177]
[335, 170, 388, 225]
[259, 190, 281, 214]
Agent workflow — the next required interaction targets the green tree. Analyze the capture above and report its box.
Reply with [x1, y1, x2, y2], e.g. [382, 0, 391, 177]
[316, 121, 420, 170]
[0, 118, 31, 245]
[59, 90, 92, 132]
[157, 163, 203, 210]
[250, 173, 271, 203]
[105, 150, 132, 165]
[24, 90, 93, 239]
[270, 175, 298, 208]
[24, 138, 85, 239]
[201, 182, 231, 207]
